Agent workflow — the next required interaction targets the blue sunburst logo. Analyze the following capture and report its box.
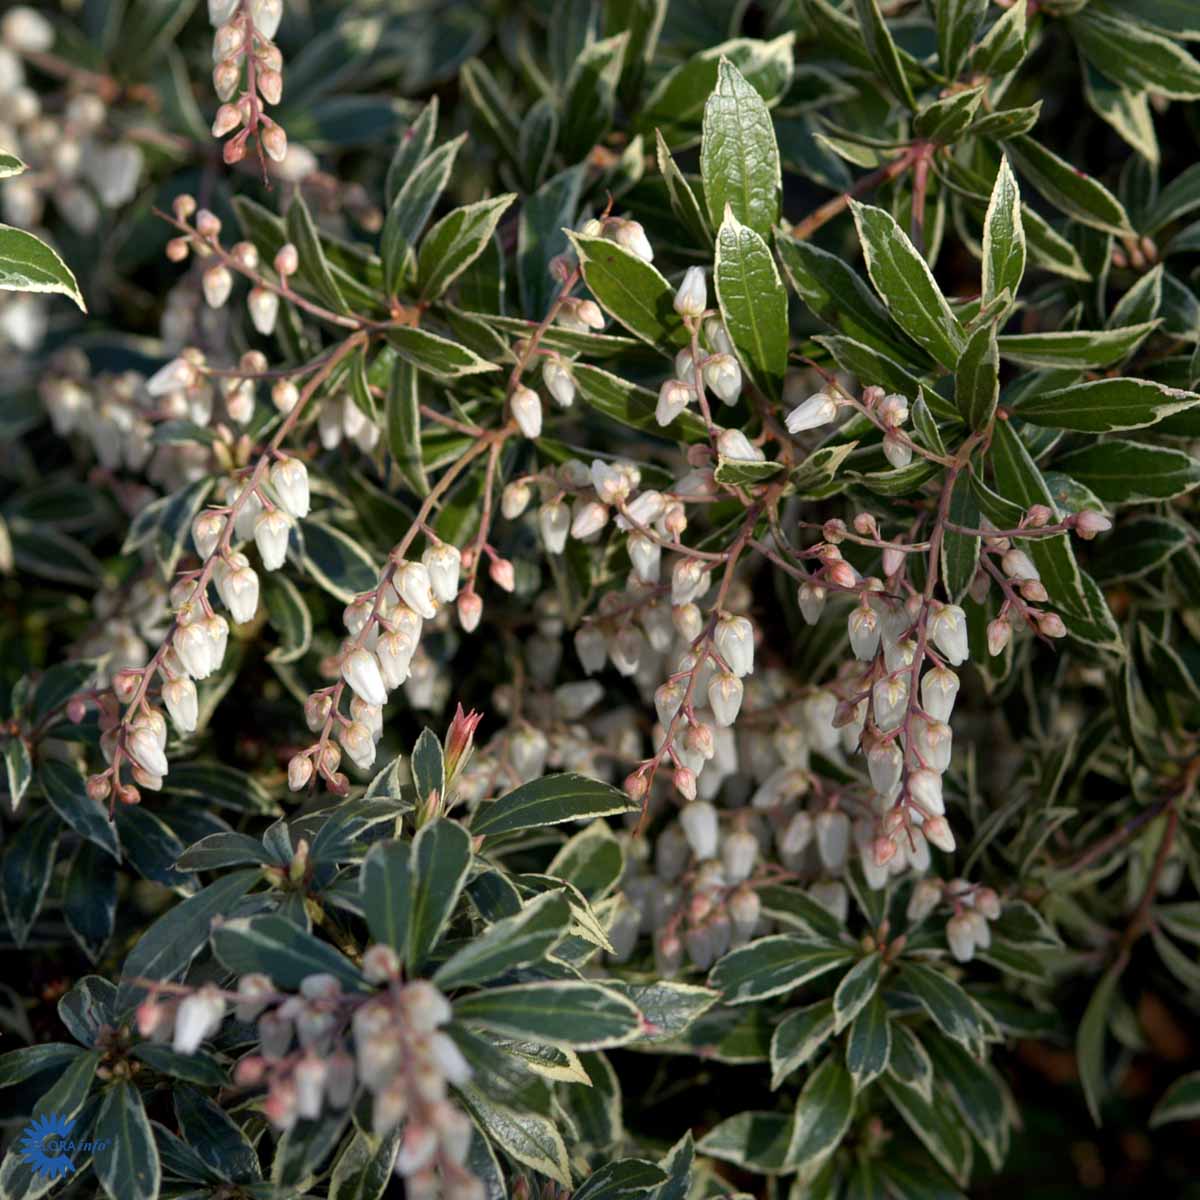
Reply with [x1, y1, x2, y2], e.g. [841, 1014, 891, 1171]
[18, 1112, 77, 1181]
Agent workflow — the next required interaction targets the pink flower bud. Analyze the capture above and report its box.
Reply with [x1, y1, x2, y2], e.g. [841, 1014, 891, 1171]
[1036, 611, 1067, 639]
[274, 242, 298, 277]
[1074, 509, 1112, 539]
[457, 590, 482, 632]
[489, 557, 515, 593]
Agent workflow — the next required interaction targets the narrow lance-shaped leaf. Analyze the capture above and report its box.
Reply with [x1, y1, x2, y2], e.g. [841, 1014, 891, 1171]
[714, 207, 788, 400]
[850, 200, 964, 370]
[982, 157, 1024, 310]
[852, 0, 916, 108]
[700, 58, 781, 237]
[1005, 134, 1133, 236]
[417, 194, 516, 301]
[1014, 378, 1200, 433]
[956, 320, 999, 431]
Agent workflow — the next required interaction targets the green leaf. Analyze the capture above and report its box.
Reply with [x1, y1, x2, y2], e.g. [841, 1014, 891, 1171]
[1078, 962, 1121, 1124]
[261, 571, 312, 664]
[1005, 135, 1133, 236]
[94, 1081, 160, 1200]
[790, 441, 860, 498]
[329, 1128, 402, 1200]
[715, 208, 788, 400]
[846, 992, 892, 1089]
[384, 325, 499, 380]
[560, 32, 628, 159]
[286, 193, 350, 314]
[697, 1110, 794, 1174]
[1145, 163, 1200, 236]
[3, 736, 32, 814]
[174, 1085, 260, 1183]
[913, 86, 986, 143]
[972, 0, 1027, 75]
[519, 96, 558, 190]
[785, 1056, 855, 1172]
[40, 759, 120, 860]
[2, 808, 56, 946]
[1054, 439, 1200, 503]
[756, 883, 845, 939]
[298, 519, 379, 603]
[942, 477, 981, 603]
[700, 58, 782, 238]
[609, 980, 718, 1043]
[411, 727, 445, 805]
[212, 914, 369, 992]
[982, 157, 1025, 311]
[850, 201, 964, 370]
[879, 1076, 973, 1185]
[955, 321, 999, 431]
[887, 1023, 934, 1101]
[407, 817, 472, 972]
[417, 194, 516, 301]
[776, 234, 912, 360]
[519, 165, 585, 319]
[655, 130, 711, 245]
[573, 363, 708, 441]
[935, 0, 987, 79]
[1092, 517, 1190, 583]
[472, 773, 638, 838]
[574, 1159, 666, 1200]
[381, 134, 466, 295]
[0, 1043, 84, 1086]
[923, 1034, 1010, 1167]
[0, 151, 26, 179]
[770, 999, 836, 1088]
[568, 231, 689, 352]
[459, 1085, 570, 1185]
[383, 355, 429, 497]
[833, 953, 885, 1032]
[852, 0, 916, 108]
[0, 224, 85, 310]
[989, 420, 1090, 621]
[454, 981, 643, 1049]
[1151, 1071, 1200, 1128]
[713, 457, 785, 487]
[996, 322, 1155, 368]
[360, 840, 411, 957]
[386, 98, 439, 207]
[1070, 8, 1200, 100]
[708, 936, 854, 1004]
[895, 962, 988, 1053]
[1015, 377, 1200, 432]
[639, 35, 795, 146]
[435, 890, 572, 988]
[1084, 66, 1159, 165]
[130, 1042, 226, 1087]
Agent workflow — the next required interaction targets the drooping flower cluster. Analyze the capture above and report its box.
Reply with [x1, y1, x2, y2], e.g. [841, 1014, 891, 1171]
[138, 964, 481, 1200]
[1, 9, 143, 237]
[207, 0, 288, 165]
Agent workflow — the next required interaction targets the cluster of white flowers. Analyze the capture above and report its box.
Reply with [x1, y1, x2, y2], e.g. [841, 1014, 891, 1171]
[290, 532, 465, 789]
[1, 9, 143, 236]
[907, 877, 1002, 963]
[39, 348, 215, 490]
[142, 964, 480, 1200]
[207, 0, 288, 164]
[654, 269, 747, 426]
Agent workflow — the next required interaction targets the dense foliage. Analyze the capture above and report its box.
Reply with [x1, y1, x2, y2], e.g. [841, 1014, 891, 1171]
[4, 0, 1200, 1197]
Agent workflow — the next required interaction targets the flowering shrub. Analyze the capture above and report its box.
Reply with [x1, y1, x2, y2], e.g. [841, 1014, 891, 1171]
[4, 0, 1200, 1196]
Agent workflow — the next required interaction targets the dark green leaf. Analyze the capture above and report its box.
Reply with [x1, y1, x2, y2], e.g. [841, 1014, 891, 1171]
[955, 321, 999, 430]
[700, 58, 782, 237]
[1005, 135, 1132, 236]
[454, 982, 642, 1049]
[1015, 377, 1200, 432]
[785, 1056, 855, 1171]
[850, 201, 964, 370]
[40, 759, 120, 860]
[360, 840, 411, 957]
[407, 817, 472, 971]
[769, 998, 836, 1088]
[1054, 439, 1200, 503]
[472, 773, 638, 837]
[417, 195, 516, 301]
[212, 914, 368, 992]
[568, 231, 689, 352]
[846, 991, 892, 1089]
[715, 209, 788, 400]
[708, 935, 854, 1004]
[94, 1081, 160, 1200]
